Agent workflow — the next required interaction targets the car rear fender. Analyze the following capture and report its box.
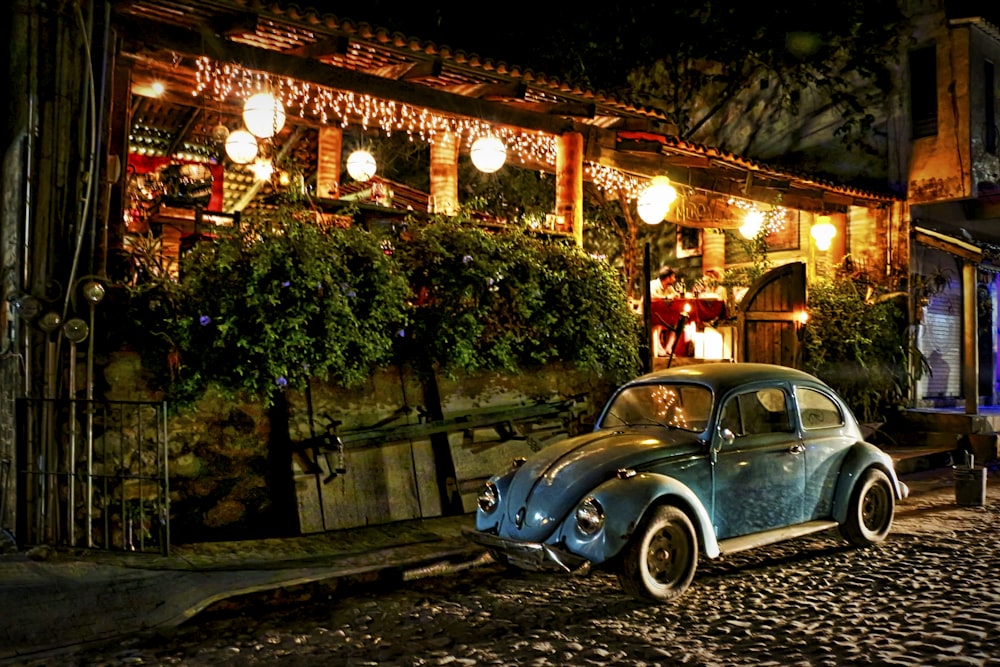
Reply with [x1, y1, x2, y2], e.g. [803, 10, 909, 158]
[561, 472, 720, 562]
[831, 442, 906, 524]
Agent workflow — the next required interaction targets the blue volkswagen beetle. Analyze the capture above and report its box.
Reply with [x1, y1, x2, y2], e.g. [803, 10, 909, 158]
[467, 363, 909, 602]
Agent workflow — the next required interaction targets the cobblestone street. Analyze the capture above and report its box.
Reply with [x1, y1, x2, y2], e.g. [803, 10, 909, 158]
[21, 476, 1000, 667]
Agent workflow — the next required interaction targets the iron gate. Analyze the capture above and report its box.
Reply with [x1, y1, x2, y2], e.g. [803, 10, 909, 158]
[15, 398, 170, 554]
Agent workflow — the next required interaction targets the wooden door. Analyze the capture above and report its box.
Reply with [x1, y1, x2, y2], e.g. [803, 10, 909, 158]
[738, 262, 806, 367]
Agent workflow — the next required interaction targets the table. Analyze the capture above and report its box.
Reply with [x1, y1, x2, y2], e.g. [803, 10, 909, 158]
[650, 298, 728, 358]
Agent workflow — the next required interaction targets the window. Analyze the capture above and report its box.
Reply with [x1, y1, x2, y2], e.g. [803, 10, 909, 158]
[986, 60, 997, 154]
[796, 387, 845, 430]
[719, 388, 792, 437]
[602, 383, 713, 432]
[910, 45, 938, 138]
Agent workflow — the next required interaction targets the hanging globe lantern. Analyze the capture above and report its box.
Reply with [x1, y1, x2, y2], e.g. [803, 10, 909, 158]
[346, 149, 377, 182]
[225, 129, 258, 164]
[811, 215, 837, 251]
[739, 208, 765, 239]
[211, 124, 231, 143]
[243, 92, 286, 139]
[637, 176, 678, 224]
[470, 136, 507, 173]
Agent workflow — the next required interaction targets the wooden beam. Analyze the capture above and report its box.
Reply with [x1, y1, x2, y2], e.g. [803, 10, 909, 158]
[913, 227, 983, 262]
[285, 35, 349, 59]
[367, 58, 443, 81]
[515, 102, 596, 118]
[209, 12, 259, 38]
[617, 139, 667, 154]
[440, 82, 526, 100]
[588, 146, 882, 212]
[113, 14, 579, 136]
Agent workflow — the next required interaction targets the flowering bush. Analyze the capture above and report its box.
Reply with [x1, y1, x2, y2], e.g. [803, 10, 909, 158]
[123, 204, 410, 403]
[394, 217, 641, 382]
[121, 205, 641, 404]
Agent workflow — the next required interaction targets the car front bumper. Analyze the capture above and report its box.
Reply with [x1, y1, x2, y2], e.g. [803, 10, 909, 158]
[463, 529, 591, 575]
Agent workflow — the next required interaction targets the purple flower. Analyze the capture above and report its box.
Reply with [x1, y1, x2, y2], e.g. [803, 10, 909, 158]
[281, 281, 290, 288]
[199, 315, 211, 326]
[396, 329, 405, 337]
[341, 283, 356, 298]
[462, 255, 473, 264]
[275, 376, 288, 388]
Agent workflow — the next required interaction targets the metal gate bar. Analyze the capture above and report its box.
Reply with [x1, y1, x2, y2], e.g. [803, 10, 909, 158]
[15, 398, 170, 554]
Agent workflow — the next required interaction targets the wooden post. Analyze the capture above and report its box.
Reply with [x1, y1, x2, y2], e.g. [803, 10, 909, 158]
[316, 126, 343, 199]
[963, 260, 979, 415]
[702, 228, 726, 276]
[643, 244, 653, 374]
[430, 131, 459, 215]
[556, 132, 584, 247]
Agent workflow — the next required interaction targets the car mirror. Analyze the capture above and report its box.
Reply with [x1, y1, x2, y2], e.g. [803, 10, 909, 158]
[709, 428, 734, 464]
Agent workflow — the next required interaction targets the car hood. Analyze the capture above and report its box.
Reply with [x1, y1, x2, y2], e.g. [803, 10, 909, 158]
[498, 428, 702, 541]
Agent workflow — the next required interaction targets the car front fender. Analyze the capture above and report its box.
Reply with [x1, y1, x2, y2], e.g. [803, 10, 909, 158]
[832, 442, 907, 524]
[557, 472, 720, 564]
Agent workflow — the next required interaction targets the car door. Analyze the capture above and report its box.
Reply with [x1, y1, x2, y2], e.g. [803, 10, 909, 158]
[794, 384, 853, 520]
[711, 383, 806, 538]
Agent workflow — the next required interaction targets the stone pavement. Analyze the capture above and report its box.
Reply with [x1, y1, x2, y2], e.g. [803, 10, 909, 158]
[0, 513, 483, 664]
[0, 455, 979, 665]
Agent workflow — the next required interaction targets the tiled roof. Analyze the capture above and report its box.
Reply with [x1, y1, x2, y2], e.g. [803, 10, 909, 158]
[115, 0, 899, 217]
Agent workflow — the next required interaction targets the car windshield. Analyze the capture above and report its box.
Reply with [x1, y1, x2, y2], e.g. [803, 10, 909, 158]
[600, 383, 713, 432]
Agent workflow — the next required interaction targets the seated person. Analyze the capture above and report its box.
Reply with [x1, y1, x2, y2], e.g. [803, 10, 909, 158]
[651, 266, 680, 300]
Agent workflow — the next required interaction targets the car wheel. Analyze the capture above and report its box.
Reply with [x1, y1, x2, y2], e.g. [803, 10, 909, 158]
[840, 467, 895, 547]
[617, 505, 697, 602]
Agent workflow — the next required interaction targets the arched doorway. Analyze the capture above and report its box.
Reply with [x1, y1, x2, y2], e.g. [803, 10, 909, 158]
[737, 262, 807, 367]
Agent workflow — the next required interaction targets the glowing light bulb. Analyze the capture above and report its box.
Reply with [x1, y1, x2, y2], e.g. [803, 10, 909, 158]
[637, 176, 678, 224]
[470, 136, 507, 173]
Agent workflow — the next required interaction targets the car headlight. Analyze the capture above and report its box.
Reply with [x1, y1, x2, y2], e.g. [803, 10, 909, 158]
[477, 481, 499, 513]
[575, 497, 605, 535]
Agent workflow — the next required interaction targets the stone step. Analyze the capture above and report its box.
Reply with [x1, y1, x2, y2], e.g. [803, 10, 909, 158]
[889, 446, 956, 476]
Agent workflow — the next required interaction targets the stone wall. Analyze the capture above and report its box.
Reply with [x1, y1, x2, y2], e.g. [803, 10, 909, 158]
[101, 351, 613, 543]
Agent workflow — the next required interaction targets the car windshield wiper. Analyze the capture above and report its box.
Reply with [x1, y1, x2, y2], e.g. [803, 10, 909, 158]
[604, 411, 674, 429]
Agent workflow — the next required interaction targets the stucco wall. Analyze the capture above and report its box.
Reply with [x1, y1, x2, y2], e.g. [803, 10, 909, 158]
[908, 21, 973, 202]
[968, 26, 1000, 194]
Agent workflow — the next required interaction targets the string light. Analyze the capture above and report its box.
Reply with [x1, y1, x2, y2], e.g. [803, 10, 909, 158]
[189, 56, 703, 206]
[585, 163, 647, 200]
[193, 58, 557, 167]
[146, 55, 800, 233]
[728, 197, 787, 238]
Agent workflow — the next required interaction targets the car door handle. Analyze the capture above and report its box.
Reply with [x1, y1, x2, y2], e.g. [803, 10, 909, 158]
[787, 444, 805, 455]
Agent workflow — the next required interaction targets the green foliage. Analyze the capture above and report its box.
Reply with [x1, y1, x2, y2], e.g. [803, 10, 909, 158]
[719, 229, 772, 293]
[123, 204, 410, 404]
[121, 206, 642, 404]
[393, 216, 641, 384]
[801, 275, 911, 422]
[618, 1, 905, 150]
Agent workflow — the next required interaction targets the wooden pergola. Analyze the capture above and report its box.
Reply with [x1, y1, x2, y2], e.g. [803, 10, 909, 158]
[109, 0, 897, 262]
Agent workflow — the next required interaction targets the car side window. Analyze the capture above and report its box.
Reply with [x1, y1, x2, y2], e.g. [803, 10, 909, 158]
[796, 387, 845, 430]
[720, 387, 792, 437]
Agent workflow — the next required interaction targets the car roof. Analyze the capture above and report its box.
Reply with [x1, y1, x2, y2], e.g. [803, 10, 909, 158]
[626, 363, 830, 396]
